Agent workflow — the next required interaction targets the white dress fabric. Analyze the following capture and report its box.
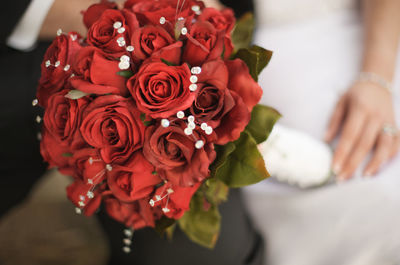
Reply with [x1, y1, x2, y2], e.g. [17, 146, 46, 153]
[243, 0, 400, 264]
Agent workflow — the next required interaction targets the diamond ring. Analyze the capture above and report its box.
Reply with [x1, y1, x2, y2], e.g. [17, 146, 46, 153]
[382, 124, 399, 137]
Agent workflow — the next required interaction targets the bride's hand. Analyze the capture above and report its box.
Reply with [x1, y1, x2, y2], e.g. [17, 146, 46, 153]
[325, 82, 399, 180]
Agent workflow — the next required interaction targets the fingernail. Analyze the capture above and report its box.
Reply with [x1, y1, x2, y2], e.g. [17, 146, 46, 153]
[332, 164, 342, 175]
[336, 174, 346, 183]
[363, 171, 373, 178]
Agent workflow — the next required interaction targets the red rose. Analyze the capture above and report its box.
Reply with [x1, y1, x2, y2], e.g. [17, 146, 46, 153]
[198, 8, 235, 34]
[83, 1, 118, 29]
[87, 9, 139, 54]
[67, 180, 103, 216]
[127, 61, 194, 118]
[80, 95, 145, 164]
[43, 89, 89, 149]
[150, 182, 200, 219]
[143, 121, 216, 186]
[226, 59, 263, 112]
[198, 8, 235, 59]
[68, 148, 107, 186]
[104, 197, 159, 229]
[36, 33, 82, 107]
[191, 59, 251, 145]
[125, 0, 204, 26]
[108, 152, 161, 202]
[70, 47, 129, 95]
[182, 21, 225, 66]
[40, 129, 72, 175]
[189, 60, 234, 128]
[131, 25, 175, 60]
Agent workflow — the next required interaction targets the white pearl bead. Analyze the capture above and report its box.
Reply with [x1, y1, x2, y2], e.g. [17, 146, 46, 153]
[184, 128, 193, 135]
[159, 17, 166, 24]
[177, 111, 185, 119]
[113, 21, 122, 29]
[190, 75, 198, 83]
[161, 119, 170, 128]
[195, 140, 204, 149]
[189, 84, 198, 92]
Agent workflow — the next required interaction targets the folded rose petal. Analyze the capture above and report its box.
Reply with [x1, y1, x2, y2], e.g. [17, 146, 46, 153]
[226, 59, 263, 112]
[108, 152, 161, 202]
[70, 47, 129, 95]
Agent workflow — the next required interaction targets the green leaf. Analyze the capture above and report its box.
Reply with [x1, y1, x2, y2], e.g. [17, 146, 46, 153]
[231, 12, 255, 51]
[116, 70, 134, 78]
[161, 58, 177, 66]
[140, 113, 146, 122]
[214, 131, 269, 188]
[65, 90, 89, 100]
[246, 104, 281, 144]
[204, 178, 229, 205]
[155, 216, 176, 236]
[62, 153, 73, 157]
[234, 45, 273, 81]
[178, 193, 221, 249]
[210, 142, 236, 178]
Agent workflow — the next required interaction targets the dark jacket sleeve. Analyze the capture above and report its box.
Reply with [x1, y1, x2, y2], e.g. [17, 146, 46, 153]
[0, 0, 32, 46]
[220, 0, 254, 17]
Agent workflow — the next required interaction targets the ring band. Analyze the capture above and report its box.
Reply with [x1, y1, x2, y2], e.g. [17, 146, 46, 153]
[382, 124, 398, 136]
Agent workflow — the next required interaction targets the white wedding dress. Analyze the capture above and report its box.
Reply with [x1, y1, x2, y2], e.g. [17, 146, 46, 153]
[243, 1, 400, 264]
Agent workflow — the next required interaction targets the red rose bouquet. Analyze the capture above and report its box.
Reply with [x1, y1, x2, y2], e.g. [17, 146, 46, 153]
[35, 0, 279, 251]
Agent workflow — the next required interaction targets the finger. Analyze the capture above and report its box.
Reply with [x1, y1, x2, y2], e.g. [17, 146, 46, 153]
[363, 133, 394, 176]
[337, 119, 380, 180]
[325, 95, 347, 142]
[332, 106, 367, 174]
[390, 135, 400, 158]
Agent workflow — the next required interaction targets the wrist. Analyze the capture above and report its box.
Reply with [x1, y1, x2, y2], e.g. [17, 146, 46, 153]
[355, 71, 393, 94]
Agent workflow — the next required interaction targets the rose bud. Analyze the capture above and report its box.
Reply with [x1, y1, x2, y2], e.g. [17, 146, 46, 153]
[198, 8, 235, 34]
[83, 1, 118, 29]
[70, 47, 130, 96]
[36, 33, 82, 108]
[143, 121, 216, 187]
[67, 180, 103, 216]
[80, 95, 145, 165]
[198, 8, 236, 59]
[182, 21, 225, 66]
[150, 182, 201, 219]
[131, 25, 175, 61]
[43, 89, 89, 149]
[108, 152, 162, 202]
[127, 61, 194, 119]
[104, 197, 159, 229]
[87, 9, 139, 55]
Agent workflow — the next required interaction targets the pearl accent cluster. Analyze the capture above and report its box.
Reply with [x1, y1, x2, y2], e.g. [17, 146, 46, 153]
[149, 186, 174, 214]
[114, 21, 135, 53]
[119, 55, 131, 70]
[75, 157, 113, 214]
[122, 228, 134, 253]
